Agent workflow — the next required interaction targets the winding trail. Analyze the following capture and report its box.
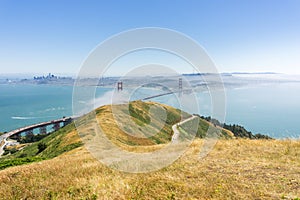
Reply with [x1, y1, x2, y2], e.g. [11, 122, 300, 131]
[171, 115, 198, 143]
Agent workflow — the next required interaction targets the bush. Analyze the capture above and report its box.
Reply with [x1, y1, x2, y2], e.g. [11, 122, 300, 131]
[9, 148, 18, 154]
[37, 142, 47, 153]
[19, 133, 48, 143]
[129, 103, 151, 125]
[18, 153, 27, 158]
[0, 157, 44, 170]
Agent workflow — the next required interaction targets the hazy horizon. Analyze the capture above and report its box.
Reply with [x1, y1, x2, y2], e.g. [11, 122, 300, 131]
[1, 71, 300, 77]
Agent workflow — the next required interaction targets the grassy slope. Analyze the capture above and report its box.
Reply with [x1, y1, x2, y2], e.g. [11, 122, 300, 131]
[0, 101, 298, 199]
[94, 101, 232, 147]
[94, 101, 191, 146]
[0, 123, 82, 170]
[0, 101, 197, 169]
[0, 139, 299, 199]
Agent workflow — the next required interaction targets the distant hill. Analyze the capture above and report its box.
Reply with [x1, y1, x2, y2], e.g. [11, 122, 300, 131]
[182, 72, 279, 76]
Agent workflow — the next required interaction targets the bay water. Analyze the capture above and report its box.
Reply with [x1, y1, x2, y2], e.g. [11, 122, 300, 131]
[0, 83, 299, 139]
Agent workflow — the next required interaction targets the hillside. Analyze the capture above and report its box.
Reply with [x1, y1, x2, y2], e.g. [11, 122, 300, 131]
[0, 139, 299, 199]
[0, 101, 298, 199]
[0, 101, 231, 169]
[0, 123, 82, 170]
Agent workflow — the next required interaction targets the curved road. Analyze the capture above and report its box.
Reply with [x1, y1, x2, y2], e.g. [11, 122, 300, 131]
[0, 138, 8, 156]
[0, 117, 72, 157]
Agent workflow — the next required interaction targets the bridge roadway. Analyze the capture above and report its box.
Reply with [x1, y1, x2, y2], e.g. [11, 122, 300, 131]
[3, 117, 72, 139]
[141, 89, 192, 101]
[0, 117, 72, 156]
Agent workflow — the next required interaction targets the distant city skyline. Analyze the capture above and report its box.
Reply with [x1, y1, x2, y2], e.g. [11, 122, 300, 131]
[0, 0, 300, 75]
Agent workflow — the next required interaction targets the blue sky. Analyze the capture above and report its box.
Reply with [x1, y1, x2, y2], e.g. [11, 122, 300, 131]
[0, 0, 300, 75]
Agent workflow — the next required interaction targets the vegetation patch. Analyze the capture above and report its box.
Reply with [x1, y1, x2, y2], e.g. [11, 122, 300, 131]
[18, 133, 49, 143]
[0, 157, 44, 170]
[0, 123, 82, 170]
[129, 101, 151, 125]
[198, 115, 272, 139]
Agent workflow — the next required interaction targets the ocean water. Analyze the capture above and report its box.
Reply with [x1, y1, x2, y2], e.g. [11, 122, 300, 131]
[225, 83, 300, 138]
[0, 84, 73, 132]
[0, 83, 299, 139]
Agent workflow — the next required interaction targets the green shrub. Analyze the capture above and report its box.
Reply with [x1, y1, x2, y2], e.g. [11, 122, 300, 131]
[0, 157, 44, 170]
[37, 142, 47, 154]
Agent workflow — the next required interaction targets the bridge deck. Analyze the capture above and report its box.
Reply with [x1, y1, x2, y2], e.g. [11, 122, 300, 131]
[1, 117, 72, 139]
[141, 89, 192, 101]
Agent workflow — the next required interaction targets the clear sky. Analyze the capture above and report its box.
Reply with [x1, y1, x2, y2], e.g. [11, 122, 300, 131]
[0, 0, 300, 75]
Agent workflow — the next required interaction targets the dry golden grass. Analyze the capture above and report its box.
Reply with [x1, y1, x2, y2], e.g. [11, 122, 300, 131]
[0, 140, 4, 147]
[0, 101, 298, 199]
[96, 105, 156, 146]
[60, 129, 82, 147]
[91, 101, 187, 148]
[4, 143, 26, 151]
[0, 138, 299, 200]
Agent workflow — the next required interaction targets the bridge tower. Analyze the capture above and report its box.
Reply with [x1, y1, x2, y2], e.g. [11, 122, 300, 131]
[179, 78, 183, 97]
[117, 81, 123, 91]
[63, 118, 72, 127]
[40, 126, 47, 135]
[179, 78, 182, 90]
[10, 133, 21, 141]
[26, 129, 33, 135]
[53, 123, 60, 131]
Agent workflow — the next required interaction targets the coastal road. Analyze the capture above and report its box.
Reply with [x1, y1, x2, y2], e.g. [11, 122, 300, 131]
[0, 137, 8, 157]
[0, 117, 72, 157]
